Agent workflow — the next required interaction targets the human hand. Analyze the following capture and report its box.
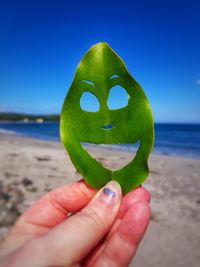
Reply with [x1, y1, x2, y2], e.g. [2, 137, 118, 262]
[0, 180, 150, 267]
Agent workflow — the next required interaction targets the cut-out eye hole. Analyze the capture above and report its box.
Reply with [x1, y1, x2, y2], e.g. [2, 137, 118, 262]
[80, 92, 100, 112]
[107, 85, 129, 110]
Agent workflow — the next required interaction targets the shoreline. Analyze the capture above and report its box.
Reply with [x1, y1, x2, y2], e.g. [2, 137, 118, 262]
[0, 128, 199, 160]
[0, 132, 200, 267]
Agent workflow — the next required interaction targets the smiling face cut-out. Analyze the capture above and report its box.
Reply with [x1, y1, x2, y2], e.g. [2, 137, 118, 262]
[60, 42, 154, 194]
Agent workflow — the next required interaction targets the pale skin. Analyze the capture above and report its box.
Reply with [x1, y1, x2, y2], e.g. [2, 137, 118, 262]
[0, 180, 151, 267]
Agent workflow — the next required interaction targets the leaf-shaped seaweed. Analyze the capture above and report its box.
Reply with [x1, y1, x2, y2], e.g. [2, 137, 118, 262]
[60, 42, 154, 194]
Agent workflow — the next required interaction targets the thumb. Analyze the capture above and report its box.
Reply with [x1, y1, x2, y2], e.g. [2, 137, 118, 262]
[21, 181, 122, 267]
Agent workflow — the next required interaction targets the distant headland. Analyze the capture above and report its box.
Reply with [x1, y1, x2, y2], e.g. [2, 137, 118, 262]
[0, 112, 59, 122]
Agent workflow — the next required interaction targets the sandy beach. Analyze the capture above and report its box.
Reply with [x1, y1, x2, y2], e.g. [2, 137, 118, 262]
[0, 132, 200, 267]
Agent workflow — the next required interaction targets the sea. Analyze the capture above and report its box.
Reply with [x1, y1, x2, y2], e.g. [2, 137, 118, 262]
[0, 122, 200, 158]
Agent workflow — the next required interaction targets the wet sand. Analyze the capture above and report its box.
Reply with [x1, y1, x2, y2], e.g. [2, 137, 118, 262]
[0, 133, 200, 267]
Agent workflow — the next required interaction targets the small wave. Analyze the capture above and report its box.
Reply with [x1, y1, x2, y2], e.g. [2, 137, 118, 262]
[0, 128, 21, 135]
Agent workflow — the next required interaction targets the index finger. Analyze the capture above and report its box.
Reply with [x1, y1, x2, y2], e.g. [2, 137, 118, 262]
[13, 180, 97, 234]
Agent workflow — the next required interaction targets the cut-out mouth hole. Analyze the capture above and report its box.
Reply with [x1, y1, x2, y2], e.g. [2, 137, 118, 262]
[81, 141, 140, 171]
[101, 124, 114, 130]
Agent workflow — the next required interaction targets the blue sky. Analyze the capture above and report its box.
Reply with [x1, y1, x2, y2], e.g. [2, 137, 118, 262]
[0, 0, 200, 123]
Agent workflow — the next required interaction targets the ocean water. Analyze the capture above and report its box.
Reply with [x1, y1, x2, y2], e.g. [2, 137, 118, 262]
[0, 121, 200, 158]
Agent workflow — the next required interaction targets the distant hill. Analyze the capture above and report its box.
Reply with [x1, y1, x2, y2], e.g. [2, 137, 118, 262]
[0, 112, 60, 122]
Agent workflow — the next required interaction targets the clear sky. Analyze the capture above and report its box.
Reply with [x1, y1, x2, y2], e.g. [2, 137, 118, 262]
[0, 0, 200, 123]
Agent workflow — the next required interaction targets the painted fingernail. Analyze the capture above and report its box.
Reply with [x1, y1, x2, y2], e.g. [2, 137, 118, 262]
[99, 181, 121, 205]
[103, 187, 116, 198]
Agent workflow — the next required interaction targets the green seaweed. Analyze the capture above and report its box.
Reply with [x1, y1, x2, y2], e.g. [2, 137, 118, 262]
[60, 42, 154, 194]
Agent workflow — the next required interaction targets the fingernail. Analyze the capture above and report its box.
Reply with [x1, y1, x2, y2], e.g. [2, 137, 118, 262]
[98, 181, 121, 205]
